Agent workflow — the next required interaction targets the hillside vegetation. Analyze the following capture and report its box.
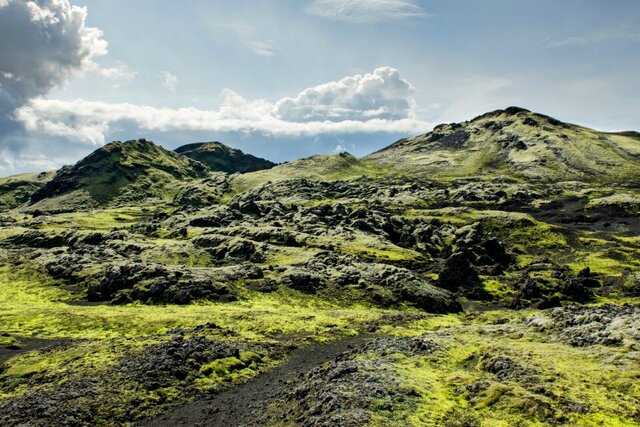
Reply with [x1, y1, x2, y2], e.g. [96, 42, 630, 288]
[0, 108, 639, 426]
[367, 107, 640, 182]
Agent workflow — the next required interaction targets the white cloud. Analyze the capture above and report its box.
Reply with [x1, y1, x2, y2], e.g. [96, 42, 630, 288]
[0, 148, 64, 171]
[0, 0, 118, 108]
[13, 67, 429, 146]
[0, 149, 14, 170]
[275, 67, 415, 122]
[161, 71, 178, 92]
[6, 66, 432, 173]
[0, 0, 134, 158]
[245, 41, 275, 57]
[306, 0, 427, 23]
[83, 61, 137, 84]
[548, 28, 640, 48]
[15, 93, 432, 146]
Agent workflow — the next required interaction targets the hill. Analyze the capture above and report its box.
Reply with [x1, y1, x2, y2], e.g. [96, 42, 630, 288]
[175, 142, 275, 173]
[0, 171, 55, 210]
[228, 152, 384, 193]
[366, 107, 640, 182]
[29, 139, 209, 210]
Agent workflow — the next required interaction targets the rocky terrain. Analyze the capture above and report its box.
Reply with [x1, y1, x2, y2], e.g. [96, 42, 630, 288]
[0, 107, 639, 426]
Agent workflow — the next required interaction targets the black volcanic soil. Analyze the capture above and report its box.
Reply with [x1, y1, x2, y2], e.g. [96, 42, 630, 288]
[144, 333, 373, 427]
[0, 336, 74, 365]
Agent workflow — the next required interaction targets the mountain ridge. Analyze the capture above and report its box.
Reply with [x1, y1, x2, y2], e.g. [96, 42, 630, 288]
[3, 107, 639, 210]
[365, 107, 640, 182]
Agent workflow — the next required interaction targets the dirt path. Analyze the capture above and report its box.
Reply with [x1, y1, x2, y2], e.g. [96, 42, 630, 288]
[142, 333, 372, 427]
[0, 336, 72, 365]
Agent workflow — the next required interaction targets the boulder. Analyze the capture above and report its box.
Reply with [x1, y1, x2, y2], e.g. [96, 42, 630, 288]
[437, 252, 481, 291]
[282, 270, 326, 293]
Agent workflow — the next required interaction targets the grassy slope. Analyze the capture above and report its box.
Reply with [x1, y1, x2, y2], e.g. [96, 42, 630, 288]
[0, 171, 54, 210]
[366, 108, 640, 182]
[229, 152, 396, 195]
[27, 140, 209, 211]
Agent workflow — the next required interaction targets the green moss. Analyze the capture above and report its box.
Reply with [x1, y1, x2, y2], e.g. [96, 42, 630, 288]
[476, 383, 509, 408]
[488, 219, 567, 254]
[0, 263, 387, 415]
[375, 307, 640, 426]
[379, 313, 464, 337]
[0, 265, 383, 342]
[339, 240, 419, 262]
[200, 357, 246, 376]
[393, 354, 466, 425]
[229, 154, 396, 195]
[569, 249, 640, 276]
[38, 207, 147, 231]
[0, 172, 55, 211]
[0, 335, 19, 347]
[482, 278, 515, 301]
[261, 245, 320, 267]
[194, 354, 275, 392]
[140, 241, 214, 267]
[239, 351, 263, 365]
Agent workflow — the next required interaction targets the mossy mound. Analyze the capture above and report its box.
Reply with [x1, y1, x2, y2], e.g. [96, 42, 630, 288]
[29, 139, 209, 208]
[175, 141, 275, 173]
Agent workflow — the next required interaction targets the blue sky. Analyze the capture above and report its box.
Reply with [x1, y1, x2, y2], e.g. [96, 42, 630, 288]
[1, 0, 639, 175]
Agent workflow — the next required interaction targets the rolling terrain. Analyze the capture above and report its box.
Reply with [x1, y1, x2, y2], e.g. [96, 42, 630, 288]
[0, 108, 639, 426]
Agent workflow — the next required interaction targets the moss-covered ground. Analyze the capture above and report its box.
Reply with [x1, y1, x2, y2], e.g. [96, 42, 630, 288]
[376, 307, 640, 427]
[1, 134, 639, 424]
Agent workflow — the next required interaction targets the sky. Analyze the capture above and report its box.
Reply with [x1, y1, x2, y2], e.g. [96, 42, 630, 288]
[1, 0, 639, 175]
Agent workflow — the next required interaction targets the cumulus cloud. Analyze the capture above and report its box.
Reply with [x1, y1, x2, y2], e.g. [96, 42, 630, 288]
[275, 67, 415, 122]
[161, 71, 178, 92]
[306, 0, 427, 23]
[5, 66, 431, 173]
[0, 0, 133, 162]
[15, 90, 430, 146]
[14, 67, 428, 146]
[0, 0, 110, 109]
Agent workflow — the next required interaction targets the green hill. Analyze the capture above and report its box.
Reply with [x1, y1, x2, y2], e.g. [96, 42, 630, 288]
[29, 139, 209, 209]
[366, 107, 640, 182]
[175, 142, 275, 173]
[0, 171, 55, 210]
